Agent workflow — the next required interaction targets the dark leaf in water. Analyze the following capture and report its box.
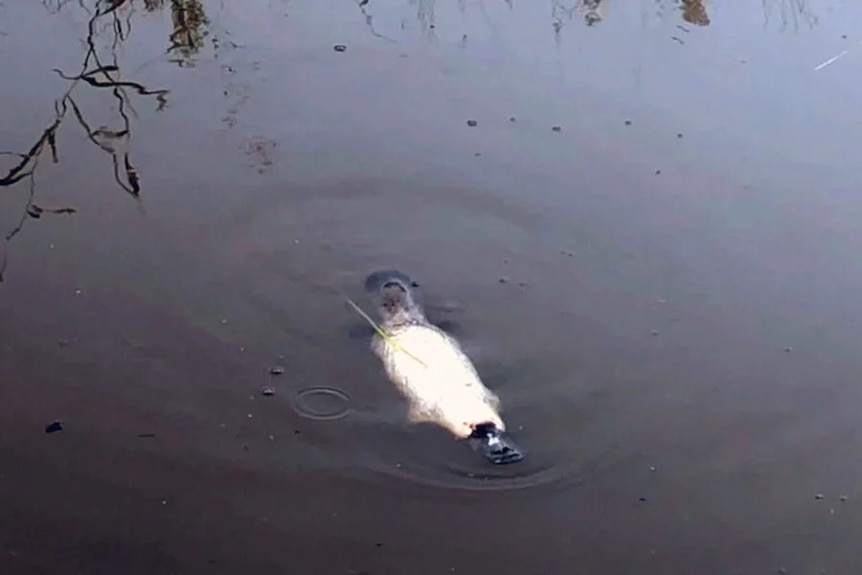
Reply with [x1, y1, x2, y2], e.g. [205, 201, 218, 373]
[45, 421, 63, 434]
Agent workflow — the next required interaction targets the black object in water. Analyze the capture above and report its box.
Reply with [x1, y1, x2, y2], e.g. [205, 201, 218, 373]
[468, 422, 524, 465]
[45, 421, 63, 434]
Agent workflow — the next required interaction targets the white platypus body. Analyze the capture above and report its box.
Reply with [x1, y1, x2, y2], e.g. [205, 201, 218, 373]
[364, 270, 523, 464]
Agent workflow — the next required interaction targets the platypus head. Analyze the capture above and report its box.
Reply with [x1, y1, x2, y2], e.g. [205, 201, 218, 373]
[364, 270, 424, 329]
[377, 279, 424, 328]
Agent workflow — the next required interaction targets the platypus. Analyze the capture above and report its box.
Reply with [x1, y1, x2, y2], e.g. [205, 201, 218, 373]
[363, 270, 524, 465]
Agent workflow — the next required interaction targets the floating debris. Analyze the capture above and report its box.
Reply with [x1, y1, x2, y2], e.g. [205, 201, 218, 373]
[624, 120, 632, 126]
[261, 387, 276, 397]
[840, 495, 848, 502]
[676, 133, 683, 139]
[551, 125, 562, 132]
[269, 366, 285, 375]
[333, 44, 347, 52]
[784, 347, 793, 353]
[815, 493, 824, 500]
[509, 116, 517, 122]
[137, 433, 157, 439]
[466, 119, 478, 127]
[45, 421, 63, 434]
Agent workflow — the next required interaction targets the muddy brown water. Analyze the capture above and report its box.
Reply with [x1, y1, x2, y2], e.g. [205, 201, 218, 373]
[2, 1, 862, 573]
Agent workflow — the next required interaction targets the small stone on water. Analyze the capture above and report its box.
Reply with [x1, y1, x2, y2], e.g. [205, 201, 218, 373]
[45, 421, 63, 434]
[261, 387, 276, 397]
[333, 44, 347, 52]
[269, 366, 285, 375]
[466, 119, 478, 127]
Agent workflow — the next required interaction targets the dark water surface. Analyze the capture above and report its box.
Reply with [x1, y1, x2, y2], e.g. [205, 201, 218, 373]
[3, 0, 862, 573]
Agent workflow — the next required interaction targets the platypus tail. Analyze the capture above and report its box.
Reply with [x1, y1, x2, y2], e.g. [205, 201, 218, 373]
[363, 269, 424, 328]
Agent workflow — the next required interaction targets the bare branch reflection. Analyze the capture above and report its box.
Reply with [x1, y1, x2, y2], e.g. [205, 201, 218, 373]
[762, 0, 818, 31]
[0, 0, 170, 281]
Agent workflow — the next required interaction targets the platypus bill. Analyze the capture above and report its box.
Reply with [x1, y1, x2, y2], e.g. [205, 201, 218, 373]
[363, 270, 524, 465]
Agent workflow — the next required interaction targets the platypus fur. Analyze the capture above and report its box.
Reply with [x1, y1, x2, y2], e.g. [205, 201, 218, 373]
[364, 270, 523, 465]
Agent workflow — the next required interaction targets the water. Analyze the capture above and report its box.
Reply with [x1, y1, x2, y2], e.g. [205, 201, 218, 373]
[2, 0, 862, 573]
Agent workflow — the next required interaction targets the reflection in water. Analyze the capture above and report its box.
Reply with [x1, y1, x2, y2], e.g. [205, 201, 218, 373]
[143, 0, 209, 67]
[762, 0, 818, 31]
[548, 0, 713, 32]
[680, 0, 709, 26]
[0, 0, 169, 282]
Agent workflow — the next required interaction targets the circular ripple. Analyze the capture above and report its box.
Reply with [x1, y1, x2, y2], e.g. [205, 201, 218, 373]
[291, 387, 352, 421]
[360, 437, 630, 493]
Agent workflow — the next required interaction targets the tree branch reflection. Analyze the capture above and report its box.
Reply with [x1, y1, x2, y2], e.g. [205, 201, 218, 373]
[0, 0, 171, 281]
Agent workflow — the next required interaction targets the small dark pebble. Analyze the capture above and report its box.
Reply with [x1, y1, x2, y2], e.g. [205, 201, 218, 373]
[676, 133, 683, 138]
[639, 497, 647, 502]
[45, 421, 63, 434]
[269, 366, 285, 375]
[509, 116, 517, 122]
[137, 433, 157, 439]
[498, 277, 508, 284]
[655, 169, 661, 175]
[261, 387, 276, 397]
[466, 119, 478, 127]
[474, 152, 481, 157]
[294, 429, 302, 435]
[375, 542, 383, 548]
[333, 44, 347, 52]
[784, 347, 792, 353]
[842, 34, 847, 39]
[551, 125, 562, 132]
[624, 120, 632, 126]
